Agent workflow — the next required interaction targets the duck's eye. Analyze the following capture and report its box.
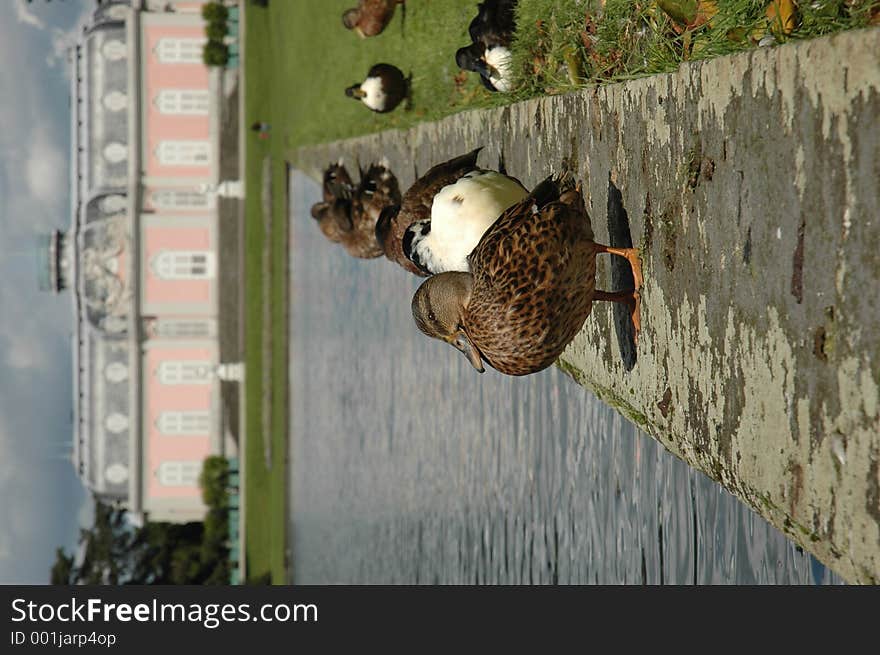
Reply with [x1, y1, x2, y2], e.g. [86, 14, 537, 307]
[428, 311, 436, 322]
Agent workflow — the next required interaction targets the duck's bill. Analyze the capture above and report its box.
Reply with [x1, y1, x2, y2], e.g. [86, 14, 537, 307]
[453, 333, 484, 373]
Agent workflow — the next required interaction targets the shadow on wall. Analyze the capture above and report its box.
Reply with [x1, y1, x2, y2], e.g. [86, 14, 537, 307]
[607, 176, 638, 372]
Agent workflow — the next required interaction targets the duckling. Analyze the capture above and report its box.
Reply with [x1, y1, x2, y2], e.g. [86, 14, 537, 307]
[310, 160, 401, 260]
[376, 147, 525, 277]
[352, 159, 403, 242]
[342, 0, 406, 38]
[455, 0, 517, 93]
[411, 174, 643, 376]
[345, 63, 411, 114]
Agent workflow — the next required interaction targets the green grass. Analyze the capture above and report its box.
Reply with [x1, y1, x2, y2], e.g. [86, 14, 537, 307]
[240, 0, 876, 583]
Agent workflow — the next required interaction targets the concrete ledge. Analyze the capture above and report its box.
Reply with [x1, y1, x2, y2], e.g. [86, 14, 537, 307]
[292, 28, 880, 583]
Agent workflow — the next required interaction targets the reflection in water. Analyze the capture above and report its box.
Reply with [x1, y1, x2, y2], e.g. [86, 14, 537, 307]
[287, 171, 842, 585]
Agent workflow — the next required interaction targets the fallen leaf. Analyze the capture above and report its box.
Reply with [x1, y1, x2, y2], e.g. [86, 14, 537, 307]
[657, 0, 717, 33]
[766, 0, 797, 36]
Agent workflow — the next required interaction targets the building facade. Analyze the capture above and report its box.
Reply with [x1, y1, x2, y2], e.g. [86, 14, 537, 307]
[45, 0, 232, 524]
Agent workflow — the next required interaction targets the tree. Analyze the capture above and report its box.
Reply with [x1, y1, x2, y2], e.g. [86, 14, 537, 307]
[202, 41, 230, 67]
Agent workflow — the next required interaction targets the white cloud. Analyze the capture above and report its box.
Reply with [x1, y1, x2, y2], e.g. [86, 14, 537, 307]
[15, 0, 46, 30]
[25, 137, 68, 216]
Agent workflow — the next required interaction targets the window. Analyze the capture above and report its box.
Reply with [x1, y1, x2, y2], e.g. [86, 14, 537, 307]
[155, 319, 214, 338]
[103, 91, 127, 112]
[155, 38, 205, 64]
[152, 251, 215, 280]
[156, 140, 210, 166]
[157, 411, 210, 435]
[104, 142, 127, 164]
[102, 39, 126, 62]
[155, 89, 209, 115]
[105, 463, 129, 485]
[99, 195, 126, 214]
[151, 189, 213, 210]
[105, 361, 128, 383]
[157, 460, 201, 487]
[105, 413, 129, 434]
[106, 5, 128, 21]
[157, 361, 213, 385]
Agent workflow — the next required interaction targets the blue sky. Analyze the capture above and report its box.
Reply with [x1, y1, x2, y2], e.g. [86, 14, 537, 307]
[0, 0, 98, 584]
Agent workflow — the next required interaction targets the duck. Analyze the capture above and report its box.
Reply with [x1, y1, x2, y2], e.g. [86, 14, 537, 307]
[345, 63, 411, 114]
[342, 0, 406, 38]
[455, 0, 517, 93]
[402, 167, 528, 274]
[310, 160, 401, 259]
[376, 147, 526, 277]
[410, 173, 643, 376]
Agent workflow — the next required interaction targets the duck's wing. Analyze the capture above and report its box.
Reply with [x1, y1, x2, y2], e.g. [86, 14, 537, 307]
[399, 147, 483, 222]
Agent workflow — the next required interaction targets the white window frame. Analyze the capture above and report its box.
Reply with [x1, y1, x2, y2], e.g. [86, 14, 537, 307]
[104, 142, 128, 164]
[156, 140, 210, 166]
[157, 411, 211, 435]
[157, 361, 214, 385]
[103, 91, 127, 112]
[151, 189, 214, 210]
[152, 251, 215, 280]
[102, 39, 127, 62]
[155, 38, 206, 64]
[157, 460, 202, 487]
[155, 319, 215, 338]
[154, 89, 209, 115]
[105, 361, 129, 383]
[105, 413, 129, 435]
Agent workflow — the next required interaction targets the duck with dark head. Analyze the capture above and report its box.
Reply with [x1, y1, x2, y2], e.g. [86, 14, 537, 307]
[455, 0, 518, 92]
[345, 63, 411, 114]
[376, 147, 527, 277]
[342, 0, 406, 38]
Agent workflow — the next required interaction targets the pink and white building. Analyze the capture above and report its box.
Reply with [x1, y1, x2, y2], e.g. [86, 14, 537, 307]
[45, 0, 237, 524]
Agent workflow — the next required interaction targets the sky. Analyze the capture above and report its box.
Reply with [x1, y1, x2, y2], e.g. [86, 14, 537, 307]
[0, 0, 99, 584]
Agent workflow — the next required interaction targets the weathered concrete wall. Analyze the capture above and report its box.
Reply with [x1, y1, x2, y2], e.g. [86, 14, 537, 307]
[292, 28, 880, 583]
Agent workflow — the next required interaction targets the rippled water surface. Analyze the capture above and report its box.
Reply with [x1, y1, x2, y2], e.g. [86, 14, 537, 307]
[287, 171, 841, 585]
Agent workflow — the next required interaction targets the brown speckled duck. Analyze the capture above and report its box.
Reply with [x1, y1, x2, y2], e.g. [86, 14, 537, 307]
[311, 160, 401, 259]
[410, 174, 643, 376]
[342, 0, 405, 38]
[376, 147, 527, 277]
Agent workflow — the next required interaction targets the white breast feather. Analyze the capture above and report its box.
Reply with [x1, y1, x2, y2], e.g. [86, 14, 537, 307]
[360, 76, 387, 111]
[485, 46, 512, 92]
[425, 171, 528, 272]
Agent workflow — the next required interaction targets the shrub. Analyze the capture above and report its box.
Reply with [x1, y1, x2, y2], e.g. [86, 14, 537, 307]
[198, 455, 230, 507]
[201, 2, 229, 22]
[202, 40, 230, 67]
[205, 19, 228, 42]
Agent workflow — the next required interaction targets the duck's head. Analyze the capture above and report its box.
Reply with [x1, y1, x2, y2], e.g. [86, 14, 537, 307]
[401, 219, 434, 275]
[345, 83, 367, 100]
[412, 272, 484, 373]
[311, 199, 352, 243]
[342, 8, 360, 29]
[455, 43, 487, 75]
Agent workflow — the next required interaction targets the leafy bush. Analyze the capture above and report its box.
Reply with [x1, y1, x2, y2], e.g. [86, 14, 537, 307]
[202, 40, 230, 67]
[206, 18, 228, 42]
[198, 455, 230, 508]
[201, 2, 229, 22]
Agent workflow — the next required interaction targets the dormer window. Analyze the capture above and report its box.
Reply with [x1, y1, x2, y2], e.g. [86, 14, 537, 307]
[103, 142, 127, 164]
[102, 39, 126, 62]
[103, 91, 127, 112]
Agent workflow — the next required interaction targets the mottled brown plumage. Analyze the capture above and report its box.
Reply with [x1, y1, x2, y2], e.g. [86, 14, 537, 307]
[342, 0, 405, 38]
[411, 174, 643, 376]
[311, 161, 401, 259]
[376, 147, 492, 277]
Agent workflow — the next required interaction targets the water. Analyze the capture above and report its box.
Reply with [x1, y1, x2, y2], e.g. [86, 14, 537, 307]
[287, 171, 842, 585]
